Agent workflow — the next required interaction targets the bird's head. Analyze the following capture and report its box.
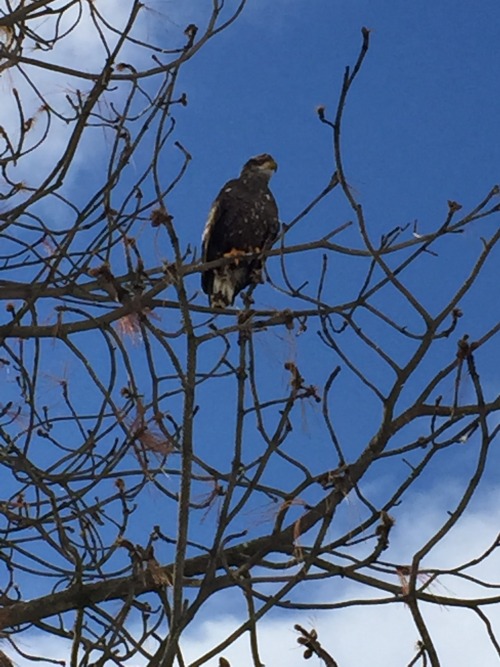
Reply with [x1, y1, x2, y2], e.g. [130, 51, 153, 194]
[241, 153, 278, 180]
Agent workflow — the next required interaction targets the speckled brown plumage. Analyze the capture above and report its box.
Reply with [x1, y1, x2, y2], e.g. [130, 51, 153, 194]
[201, 154, 279, 308]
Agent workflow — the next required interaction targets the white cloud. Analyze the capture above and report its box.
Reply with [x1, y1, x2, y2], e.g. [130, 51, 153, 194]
[8, 482, 500, 666]
[0, 0, 167, 202]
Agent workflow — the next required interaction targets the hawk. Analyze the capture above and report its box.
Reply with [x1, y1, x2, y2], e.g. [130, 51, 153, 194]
[201, 153, 279, 308]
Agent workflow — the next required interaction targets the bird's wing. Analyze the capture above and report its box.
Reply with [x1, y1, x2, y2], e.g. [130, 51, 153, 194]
[202, 179, 241, 263]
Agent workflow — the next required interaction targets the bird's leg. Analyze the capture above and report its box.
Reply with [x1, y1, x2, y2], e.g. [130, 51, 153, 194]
[223, 248, 247, 266]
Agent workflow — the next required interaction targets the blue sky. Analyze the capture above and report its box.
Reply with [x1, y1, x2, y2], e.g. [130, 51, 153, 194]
[2, 0, 500, 665]
[139, 0, 500, 660]
[164, 0, 500, 461]
[145, 2, 500, 662]
[169, 0, 500, 409]
[174, 0, 500, 222]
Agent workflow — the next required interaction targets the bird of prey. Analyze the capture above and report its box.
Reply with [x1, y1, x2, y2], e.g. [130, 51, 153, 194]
[201, 153, 279, 309]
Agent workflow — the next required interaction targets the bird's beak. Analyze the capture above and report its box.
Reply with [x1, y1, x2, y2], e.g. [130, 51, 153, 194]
[267, 158, 278, 172]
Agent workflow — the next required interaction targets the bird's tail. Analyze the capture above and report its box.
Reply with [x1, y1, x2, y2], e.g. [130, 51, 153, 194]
[210, 272, 237, 308]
